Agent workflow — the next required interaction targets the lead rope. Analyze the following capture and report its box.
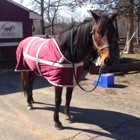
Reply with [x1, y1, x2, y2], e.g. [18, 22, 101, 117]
[71, 27, 104, 92]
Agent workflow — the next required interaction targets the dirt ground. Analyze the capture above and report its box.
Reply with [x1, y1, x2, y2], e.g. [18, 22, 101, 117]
[0, 45, 140, 111]
[0, 44, 140, 140]
[89, 44, 140, 109]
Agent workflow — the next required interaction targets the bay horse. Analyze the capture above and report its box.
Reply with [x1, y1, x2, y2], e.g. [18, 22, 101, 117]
[15, 10, 117, 129]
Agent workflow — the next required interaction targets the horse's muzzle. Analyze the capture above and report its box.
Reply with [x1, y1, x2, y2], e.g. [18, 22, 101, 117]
[104, 58, 114, 66]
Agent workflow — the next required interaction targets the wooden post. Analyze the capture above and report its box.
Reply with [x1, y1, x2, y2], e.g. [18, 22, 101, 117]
[138, 15, 140, 44]
[89, 63, 140, 74]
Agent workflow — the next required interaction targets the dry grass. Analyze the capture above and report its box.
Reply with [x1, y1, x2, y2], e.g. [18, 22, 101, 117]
[120, 54, 140, 63]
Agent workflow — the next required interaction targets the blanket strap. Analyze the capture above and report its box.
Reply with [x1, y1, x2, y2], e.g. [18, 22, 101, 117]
[35, 40, 49, 76]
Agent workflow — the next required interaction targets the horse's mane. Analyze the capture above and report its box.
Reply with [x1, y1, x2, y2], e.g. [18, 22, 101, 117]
[55, 14, 112, 62]
[55, 20, 94, 62]
[56, 21, 93, 46]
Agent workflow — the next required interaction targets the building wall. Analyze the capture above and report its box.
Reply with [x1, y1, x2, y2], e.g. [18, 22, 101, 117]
[0, 0, 32, 58]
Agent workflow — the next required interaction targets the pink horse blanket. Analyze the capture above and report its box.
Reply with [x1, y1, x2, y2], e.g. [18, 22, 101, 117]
[15, 37, 83, 87]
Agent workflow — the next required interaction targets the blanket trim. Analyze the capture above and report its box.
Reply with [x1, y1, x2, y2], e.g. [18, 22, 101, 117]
[35, 39, 49, 76]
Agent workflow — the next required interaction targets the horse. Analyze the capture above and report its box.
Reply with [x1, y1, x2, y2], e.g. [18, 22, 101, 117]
[15, 10, 117, 129]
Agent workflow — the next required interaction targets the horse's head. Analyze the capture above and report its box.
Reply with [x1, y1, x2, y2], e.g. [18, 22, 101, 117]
[90, 10, 117, 66]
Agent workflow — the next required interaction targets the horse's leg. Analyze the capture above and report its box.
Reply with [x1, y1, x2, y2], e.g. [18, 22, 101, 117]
[54, 86, 63, 129]
[21, 71, 32, 109]
[21, 71, 37, 110]
[64, 87, 74, 123]
[28, 71, 38, 103]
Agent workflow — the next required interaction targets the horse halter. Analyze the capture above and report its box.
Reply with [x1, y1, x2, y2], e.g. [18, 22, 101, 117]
[91, 30, 111, 53]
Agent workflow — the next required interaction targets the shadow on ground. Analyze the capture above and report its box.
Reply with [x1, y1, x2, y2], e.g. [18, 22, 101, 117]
[0, 71, 52, 95]
[0, 69, 90, 95]
[33, 102, 140, 140]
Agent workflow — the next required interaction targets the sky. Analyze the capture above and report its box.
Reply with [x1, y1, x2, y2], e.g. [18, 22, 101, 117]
[12, 0, 93, 22]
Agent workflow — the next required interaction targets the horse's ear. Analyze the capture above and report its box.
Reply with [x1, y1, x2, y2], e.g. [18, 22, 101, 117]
[109, 11, 118, 22]
[90, 10, 100, 22]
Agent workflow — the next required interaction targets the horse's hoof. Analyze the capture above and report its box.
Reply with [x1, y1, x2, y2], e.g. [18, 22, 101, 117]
[65, 115, 73, 124]
[27, 104, 33, 110]
[55, 123, 63, 130]
[55, 124, 63, 130]
[31, 99, 35, 103]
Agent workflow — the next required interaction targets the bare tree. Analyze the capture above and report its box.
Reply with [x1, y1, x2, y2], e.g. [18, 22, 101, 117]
[20, 0, 73, 35]
[33, 0, 61, 35]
